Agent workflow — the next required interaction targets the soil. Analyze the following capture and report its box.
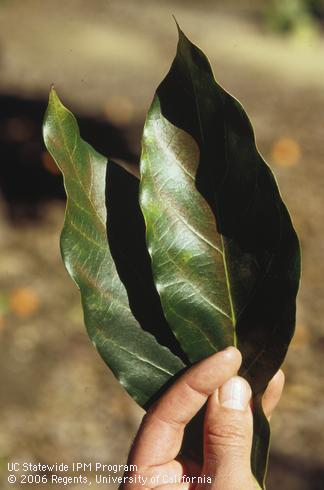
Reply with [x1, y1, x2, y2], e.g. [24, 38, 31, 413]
[0, 1, 324, 489]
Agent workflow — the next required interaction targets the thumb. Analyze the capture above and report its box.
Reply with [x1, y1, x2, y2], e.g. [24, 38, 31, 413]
[201, 376, 256, 489]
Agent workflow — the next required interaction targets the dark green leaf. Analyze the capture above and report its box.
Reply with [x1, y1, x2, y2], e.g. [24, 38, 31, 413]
[140, 97, 235, 361]
[106, 161, 188, 363]
[43, 88, 185, 408]
[140, 27, 301, 487]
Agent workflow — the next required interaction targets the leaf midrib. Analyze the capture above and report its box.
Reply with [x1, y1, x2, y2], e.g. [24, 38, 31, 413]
[184, 58, 236, 330]
[52, 100, 106, 230]
[183, 51, 285, 365]
[145, 142, 231, 322]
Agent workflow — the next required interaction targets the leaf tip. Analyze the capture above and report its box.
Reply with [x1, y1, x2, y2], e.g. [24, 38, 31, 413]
[172, 18, 193, 57]
[172, 16, 186, 42]
[49, 84, 59, 104]
[172, 14, 180, 31]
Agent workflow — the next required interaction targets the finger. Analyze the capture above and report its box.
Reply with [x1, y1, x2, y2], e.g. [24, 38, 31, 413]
[144, 460, 185, 488]
[123, 460, 185, 490]
[155, 484, 189, 490]
[129, 347, 242, 469]
[201, 376, 255, 489]
[262, 370, 285, 420]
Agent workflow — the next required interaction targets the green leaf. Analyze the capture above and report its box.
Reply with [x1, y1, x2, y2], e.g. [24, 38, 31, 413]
[42, 88, 185, 408]
[140, 27, 301, 487]
[140, 97, 235, 361]
[106, 161, 188, 363]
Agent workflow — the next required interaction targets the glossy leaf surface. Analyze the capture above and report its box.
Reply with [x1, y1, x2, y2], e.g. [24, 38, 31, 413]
[106, 161, 188, 363]
[43, 88, 185, 408]
[140, 28, 301, 487]
[140, 97, 235, 362]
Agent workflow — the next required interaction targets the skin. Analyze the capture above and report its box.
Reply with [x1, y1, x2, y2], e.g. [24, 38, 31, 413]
[122, 347, 285, 490]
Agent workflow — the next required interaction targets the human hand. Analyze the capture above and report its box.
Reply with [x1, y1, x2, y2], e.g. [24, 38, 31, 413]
[122, 347, 284, 489]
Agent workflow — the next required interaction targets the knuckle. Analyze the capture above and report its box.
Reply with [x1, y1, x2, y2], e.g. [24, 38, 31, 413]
[207, 423, 247, 451]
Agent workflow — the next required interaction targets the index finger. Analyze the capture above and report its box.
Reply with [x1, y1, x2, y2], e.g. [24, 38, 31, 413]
[128, 347, 242, 469]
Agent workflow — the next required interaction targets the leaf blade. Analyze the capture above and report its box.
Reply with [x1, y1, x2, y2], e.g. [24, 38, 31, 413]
[106, 160, 188, 363]
[140, 97, 236, 362]
[141, 28, 301, 487]
[43, 88, 185, 408]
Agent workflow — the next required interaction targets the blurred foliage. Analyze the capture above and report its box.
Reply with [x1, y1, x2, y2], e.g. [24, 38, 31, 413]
[266, 0, 324, 35]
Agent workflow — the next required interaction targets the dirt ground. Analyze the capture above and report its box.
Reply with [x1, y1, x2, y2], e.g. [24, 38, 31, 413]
[0, 1, 324, 489]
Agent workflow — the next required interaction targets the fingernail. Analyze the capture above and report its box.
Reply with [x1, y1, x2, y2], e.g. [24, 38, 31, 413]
[219, 376, 251, 411]
[222, 346, 238, 358]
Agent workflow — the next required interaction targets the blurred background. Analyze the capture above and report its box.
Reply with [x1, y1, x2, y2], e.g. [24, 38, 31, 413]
[0, 0, 324, 488]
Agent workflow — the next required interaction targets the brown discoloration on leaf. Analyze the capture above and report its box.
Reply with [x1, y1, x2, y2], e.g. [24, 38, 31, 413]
[43, 88, 185, 408]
